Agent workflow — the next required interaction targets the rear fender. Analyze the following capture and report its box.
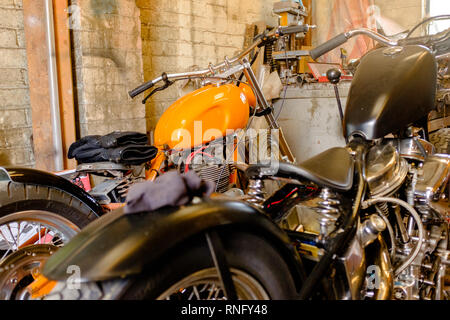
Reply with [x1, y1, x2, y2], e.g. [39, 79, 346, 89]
[42, 200, 305, 290]
[1, 167, 103, 215]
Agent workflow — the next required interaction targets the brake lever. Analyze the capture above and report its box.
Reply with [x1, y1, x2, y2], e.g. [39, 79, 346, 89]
[142, 72, 173, 104]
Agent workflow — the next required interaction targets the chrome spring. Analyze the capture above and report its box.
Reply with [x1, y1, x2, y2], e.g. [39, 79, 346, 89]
[377, 201, 390, 216]
[314, 188, 341, 236]
[246, 178, 265, 206]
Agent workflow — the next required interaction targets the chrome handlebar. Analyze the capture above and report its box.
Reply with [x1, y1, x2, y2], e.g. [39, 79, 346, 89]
[129, 25, 313, 98]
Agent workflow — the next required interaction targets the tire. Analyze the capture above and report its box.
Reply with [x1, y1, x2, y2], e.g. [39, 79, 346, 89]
[42, 228, 299, 300]
[430, 128, 450, 154]
[0, 181, 98, 228]
[0, 180, 99, 300]
[123, 229, 298, 300]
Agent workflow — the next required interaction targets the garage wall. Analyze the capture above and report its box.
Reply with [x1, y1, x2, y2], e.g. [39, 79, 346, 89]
[0, 0, 427, 168]
[66, 0, 427, 140]
[374, 0, 425, 32]
[70, 0, 146, 137]
[311, 0, 424, 55]
[136, 0, 278, 133]
[0, 0, 34, 167]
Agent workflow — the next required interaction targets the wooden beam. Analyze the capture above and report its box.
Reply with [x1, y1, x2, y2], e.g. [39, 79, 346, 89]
[429, 115, 450, 133]
[53, 0, 77, 169]
[23, 0, 76, 171]
[23, 0, 56, 171]
[304, 0, 312, 47]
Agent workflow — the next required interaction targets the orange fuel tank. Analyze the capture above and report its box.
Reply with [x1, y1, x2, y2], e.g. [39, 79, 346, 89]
[154, 83, 255, 150]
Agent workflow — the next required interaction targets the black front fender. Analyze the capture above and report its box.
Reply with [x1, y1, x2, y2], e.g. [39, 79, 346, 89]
[1, 167, 103, 215]
[43, 200, 305, 290]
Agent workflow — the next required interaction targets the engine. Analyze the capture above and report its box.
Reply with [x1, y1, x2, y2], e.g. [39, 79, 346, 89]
[414, 154, 449, 220]
[170, 138, 236, 194]
[365, 143, 409, 198]
[364, 139, 449, 300]
[244, 137, 449, 300]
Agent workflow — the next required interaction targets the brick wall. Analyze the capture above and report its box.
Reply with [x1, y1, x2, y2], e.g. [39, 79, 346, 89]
[0, 0, 424, 168]
[136, 0, 278, 133]
[71, 0, 146, 137]
[0, 0, 34, 167]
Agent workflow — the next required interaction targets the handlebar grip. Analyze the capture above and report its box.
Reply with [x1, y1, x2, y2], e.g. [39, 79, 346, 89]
[309, 33, 348, 60]
[279, 25, 309, 35]
[129, 81, 154, 98]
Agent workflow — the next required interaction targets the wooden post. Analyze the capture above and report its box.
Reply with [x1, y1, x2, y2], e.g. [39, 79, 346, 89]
[23, 0, 56, 171]
[304, 0, 312, 47]
[23, 0, 76, 171]
[53, 0, 77, 169]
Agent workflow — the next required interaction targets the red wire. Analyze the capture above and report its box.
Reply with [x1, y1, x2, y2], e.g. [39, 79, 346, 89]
[184, 146, 214, 173]
[266, 185, 318, 208]
[267, 187, 298, 208]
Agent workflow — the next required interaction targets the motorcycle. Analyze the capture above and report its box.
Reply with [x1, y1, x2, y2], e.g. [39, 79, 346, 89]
[0, 23, 312, 300]
[65, 25, 316, 207]
[28, 17, 450, 300]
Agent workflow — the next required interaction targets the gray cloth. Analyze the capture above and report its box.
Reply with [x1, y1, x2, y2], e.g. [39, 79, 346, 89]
[124, 171, 216, 214]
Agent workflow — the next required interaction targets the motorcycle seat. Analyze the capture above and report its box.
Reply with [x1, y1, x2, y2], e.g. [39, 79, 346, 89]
[246, 147, 354, 191]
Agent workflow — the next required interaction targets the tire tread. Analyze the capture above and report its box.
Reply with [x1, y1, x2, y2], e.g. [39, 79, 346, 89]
[0, 181, 97, 228]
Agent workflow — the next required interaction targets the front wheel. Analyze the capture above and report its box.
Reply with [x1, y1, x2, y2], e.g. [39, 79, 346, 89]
[42, 229, 300, 300]
[124, 230, 298, 300]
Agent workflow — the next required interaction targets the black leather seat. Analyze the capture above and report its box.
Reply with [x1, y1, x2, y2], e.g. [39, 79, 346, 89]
[246, 147, 354, 191]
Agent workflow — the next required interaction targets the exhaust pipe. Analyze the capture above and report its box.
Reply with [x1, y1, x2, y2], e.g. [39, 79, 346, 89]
[371, 236, 394, 300]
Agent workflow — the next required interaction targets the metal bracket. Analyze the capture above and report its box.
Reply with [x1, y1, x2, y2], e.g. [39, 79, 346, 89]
[216, 64, 245, 79]
[205, 230, 237, 300]
[89, 178, 125, 204]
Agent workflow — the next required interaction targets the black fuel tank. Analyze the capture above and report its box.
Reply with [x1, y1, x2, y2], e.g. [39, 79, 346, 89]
[344, 45, 437, 140]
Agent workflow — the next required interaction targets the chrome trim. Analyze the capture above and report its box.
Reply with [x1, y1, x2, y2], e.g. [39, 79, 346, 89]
[339, 237, 366, 300]
[345, 28, 398, 47]
[415, 154, 450, 202]
[373, 237, 394, 300]
[388, 138, 435, 162]
[366, 144, 409, 197]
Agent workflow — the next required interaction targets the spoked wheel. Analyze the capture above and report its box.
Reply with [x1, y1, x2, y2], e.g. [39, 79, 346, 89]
[158, 268, 270, 300]
[35, 229, 300, 300]
[118, 230, 298, 300]
[0, 244, 58, 300]
[0, 210, 82, 300]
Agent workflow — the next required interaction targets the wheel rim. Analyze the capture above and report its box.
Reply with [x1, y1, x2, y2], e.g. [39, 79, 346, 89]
[0, 210, 80, 300]
[157, 268, 270, 300]
[0, 244, 58, 300]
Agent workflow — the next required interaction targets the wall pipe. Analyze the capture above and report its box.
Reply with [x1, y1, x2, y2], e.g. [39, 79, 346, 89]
[44, 0, 64, 171]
